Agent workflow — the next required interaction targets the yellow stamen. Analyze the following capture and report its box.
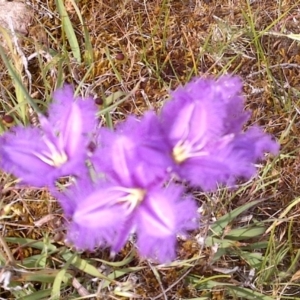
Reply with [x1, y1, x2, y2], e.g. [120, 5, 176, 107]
[117, 188, 146, 213]
[34, 138, 68, 167]
[172, 142, 189, 164]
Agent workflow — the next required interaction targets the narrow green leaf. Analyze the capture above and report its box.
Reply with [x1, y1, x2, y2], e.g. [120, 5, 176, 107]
[83, 23, 94, 66]
[212, 247, 228, 263]
[51, 269, 69, 299]
[105, 46, 122, 82]
[97, 79, 142, 116]
[98, 93, 130, 115]
[67, 0, 94, 65]
[20, 269, 70, 283]
[224, 226, 266, 240]
[5, 237, 57, 252]
[287, 33, 300, 41]
[21, 254, 47, 268]
[51, 253, 75, 299]
[227, 286, 274, 300]
[240, 241, 269, 250]
[192, 278, 232, 289]
[94, 251, 135, 267]
[62, 251, 144, 290]
[205, 236, 237, 248]
[55, 0, 81, 63]
[62, 252, 113, 281]
[239, 251, 263, 269]
[210, 200, 262, 235]
[105, 91, 127, 106]
[0, 45, 41, 115]
[18, 289, 53, 300]
[101, 267, 145, 290]
[165, 256, 204, 268]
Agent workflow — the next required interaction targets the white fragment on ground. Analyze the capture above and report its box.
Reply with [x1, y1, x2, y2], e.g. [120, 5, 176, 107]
[0, 0, 33, 37]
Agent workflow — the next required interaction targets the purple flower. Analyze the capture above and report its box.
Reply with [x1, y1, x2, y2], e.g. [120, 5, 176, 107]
[160, 76, 279, 191]
[92, 111, 172, 186]
[132, 185, 197, 262]
[54, 178, 128, 250]
[0, 85, 98, 187]
[60, 125, 198, 262]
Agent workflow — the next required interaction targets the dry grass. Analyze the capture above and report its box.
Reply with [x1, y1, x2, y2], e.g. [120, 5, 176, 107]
[1, 0, 300, 299]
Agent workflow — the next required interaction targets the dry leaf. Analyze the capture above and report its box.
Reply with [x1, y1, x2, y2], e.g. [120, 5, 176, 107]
[291, 269, 300, 282]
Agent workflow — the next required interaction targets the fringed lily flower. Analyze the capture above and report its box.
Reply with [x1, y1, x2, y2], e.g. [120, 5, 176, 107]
[0, 85, 97, 187]
[54, 178, 128, 250]
[160, 76, 279, 191]
[92, 111, 172, 186]
[62, 117, 198, 262]
[58, 177, 197, 262]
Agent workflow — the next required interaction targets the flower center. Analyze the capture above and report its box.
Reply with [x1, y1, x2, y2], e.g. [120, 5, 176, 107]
[127, 188, 146, 204]
[172, 134, 235, 164]
[116, 188, 146, 214]
[50, 151, 68, 167]
[34, 138, 68, 167]
[172, 141, 190, 164]
[172, 138, 210, 164]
